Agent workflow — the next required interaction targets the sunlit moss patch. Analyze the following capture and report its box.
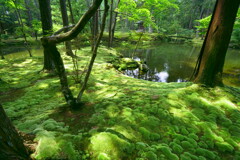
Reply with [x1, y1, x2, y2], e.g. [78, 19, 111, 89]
[0, 46, 240, 159]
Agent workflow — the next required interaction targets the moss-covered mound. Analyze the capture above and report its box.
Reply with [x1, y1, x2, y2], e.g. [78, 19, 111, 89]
[0, 46, 240, 160]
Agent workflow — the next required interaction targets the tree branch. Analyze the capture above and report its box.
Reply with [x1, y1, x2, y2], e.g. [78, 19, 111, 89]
[52, 25, 75, 36]
[45, 0, 103, 44]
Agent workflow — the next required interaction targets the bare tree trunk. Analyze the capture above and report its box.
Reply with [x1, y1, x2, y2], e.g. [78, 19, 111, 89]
[110, 0, 120, 46]
[59, 0, 74, 57]
[108, 0, 113, 47]
[41, 0, 104, 108]
[77, 0, 109, 102]
[0, 104, 29, 160]
[12, 0, 32, 57]
[193, 0, 240, 87]
[67, 0, 75, 24]
[38, 0, 55, 71]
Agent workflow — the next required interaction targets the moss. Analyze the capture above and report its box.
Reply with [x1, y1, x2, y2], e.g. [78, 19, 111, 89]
[170, 142, 184, 154]
[145, 151, 158, 160]
[196, 148, 216, 160]
[58, 141, 80, 160]
[215, 142, 234, 153]
[188, 133, 199, 141]
[150, 133, 161, 141]
[34, 131, 60, 159]
[136, 142, 148, 151]
[181, 141, 194, 149]
[97, 153, 111, 160]
[139, 127, 151, 140]
[89, 132, 133, 159]
[158, 145, 179, 160]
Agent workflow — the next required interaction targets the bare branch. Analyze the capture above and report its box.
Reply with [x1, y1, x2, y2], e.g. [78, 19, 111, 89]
[52, 24, 75, 36]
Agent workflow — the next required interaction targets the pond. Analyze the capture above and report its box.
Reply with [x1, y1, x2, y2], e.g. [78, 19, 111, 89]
[118, 43, 240, 87]
[1, 43, 240, 87]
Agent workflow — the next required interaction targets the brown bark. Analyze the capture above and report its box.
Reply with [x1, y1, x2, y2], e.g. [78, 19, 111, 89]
[59, 0, 74, 57]
[41, 0, 103, 107]
[108, 0, 113, 47]
[67, 0, 75, 24]
[193, 0, 240, 87]
[77, 0, 109, 102]
[38, 0, 55, 71]
[45, 0, 103, 44]
[0, 104, 29, 160]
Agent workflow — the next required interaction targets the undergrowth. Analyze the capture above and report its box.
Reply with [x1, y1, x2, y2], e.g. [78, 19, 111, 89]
[0, 46, 240, 160]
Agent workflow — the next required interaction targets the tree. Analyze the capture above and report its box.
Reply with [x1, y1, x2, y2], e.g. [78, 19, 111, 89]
[59, 0, 74, 57]
[40, 0, 105, 107]
[193, 0, 240, 86]
[12, 0, 32, 57]
[0, 104, 29, 160]
[38, 0, 55, 71]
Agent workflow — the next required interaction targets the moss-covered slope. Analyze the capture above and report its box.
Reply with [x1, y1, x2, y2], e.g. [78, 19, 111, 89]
[0, 46, 240, 160]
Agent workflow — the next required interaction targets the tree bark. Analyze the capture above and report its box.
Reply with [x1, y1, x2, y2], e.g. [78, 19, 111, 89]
[67, 0, 75, 24]
[41, 0, 103, 107]
[193, 0, 240, 87]
[12, 0, 32, 57]
[38, 0, 55, 71]
[108, 0, 113, 47]
[59, 0, 74, 57]
[77, 0, 109, 102]
[0, 104, 29, 160]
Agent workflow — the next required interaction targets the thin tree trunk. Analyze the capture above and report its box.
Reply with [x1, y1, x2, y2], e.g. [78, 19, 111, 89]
[0, 104, 29, 160]
[108, 0, 113, 47]
[77, 0, 109, 102]
[59, 0, 74, 57]
[13, 0, 32, 57]
[67, 0, 75, 24]
[41, 0, 104, 108]
[193, 0, 240, 86]
[110, 0, 120, 46]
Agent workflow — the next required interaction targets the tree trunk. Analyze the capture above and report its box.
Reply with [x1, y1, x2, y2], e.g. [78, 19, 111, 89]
[77, 0, 109, 102]
[41, 0, 103, 108]
[110, 0, 120, 44]
[193, 0, 240, 87]
[59, 0, 74, 57]
[12, 0, 32, 57]
[0, 104, 29, 160]
[38, 0, 55, 71]
[67, 0, 75, 24]
[108, 0, 113, 47]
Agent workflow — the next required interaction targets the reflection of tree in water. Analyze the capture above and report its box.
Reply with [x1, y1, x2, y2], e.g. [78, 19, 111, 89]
[123, 46, 196, 82]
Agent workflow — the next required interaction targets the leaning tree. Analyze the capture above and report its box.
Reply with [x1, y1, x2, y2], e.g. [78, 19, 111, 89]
[40, 0, 109, 108]
[192, 0, 240, 87]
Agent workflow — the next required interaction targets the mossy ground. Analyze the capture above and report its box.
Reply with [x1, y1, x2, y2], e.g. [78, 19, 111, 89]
[0, 46, 240, 160]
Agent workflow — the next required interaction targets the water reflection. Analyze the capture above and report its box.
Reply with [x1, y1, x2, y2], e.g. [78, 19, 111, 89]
[119, 43, 240, 86]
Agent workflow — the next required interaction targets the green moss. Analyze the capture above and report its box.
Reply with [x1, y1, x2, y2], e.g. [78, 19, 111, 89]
[188, 133, 199, 141]
[58, 141, 80, 160]
[181, 141, 194, 149]
[34, 131, 60, 159]
[136, 142, 148, 151]
[158, 146, 179, 160]
[215, 142, 234, 153]
[170, 142, 184, 154]
[139, 127, 151, 140]
[145, 151, 158, 160]
[196, 148, 216, 160]
[97, 153, 111, 160]
[89, 132, 133, 159]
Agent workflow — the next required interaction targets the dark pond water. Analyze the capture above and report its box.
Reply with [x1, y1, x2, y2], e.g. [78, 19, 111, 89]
[118, 43, 240, 87]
